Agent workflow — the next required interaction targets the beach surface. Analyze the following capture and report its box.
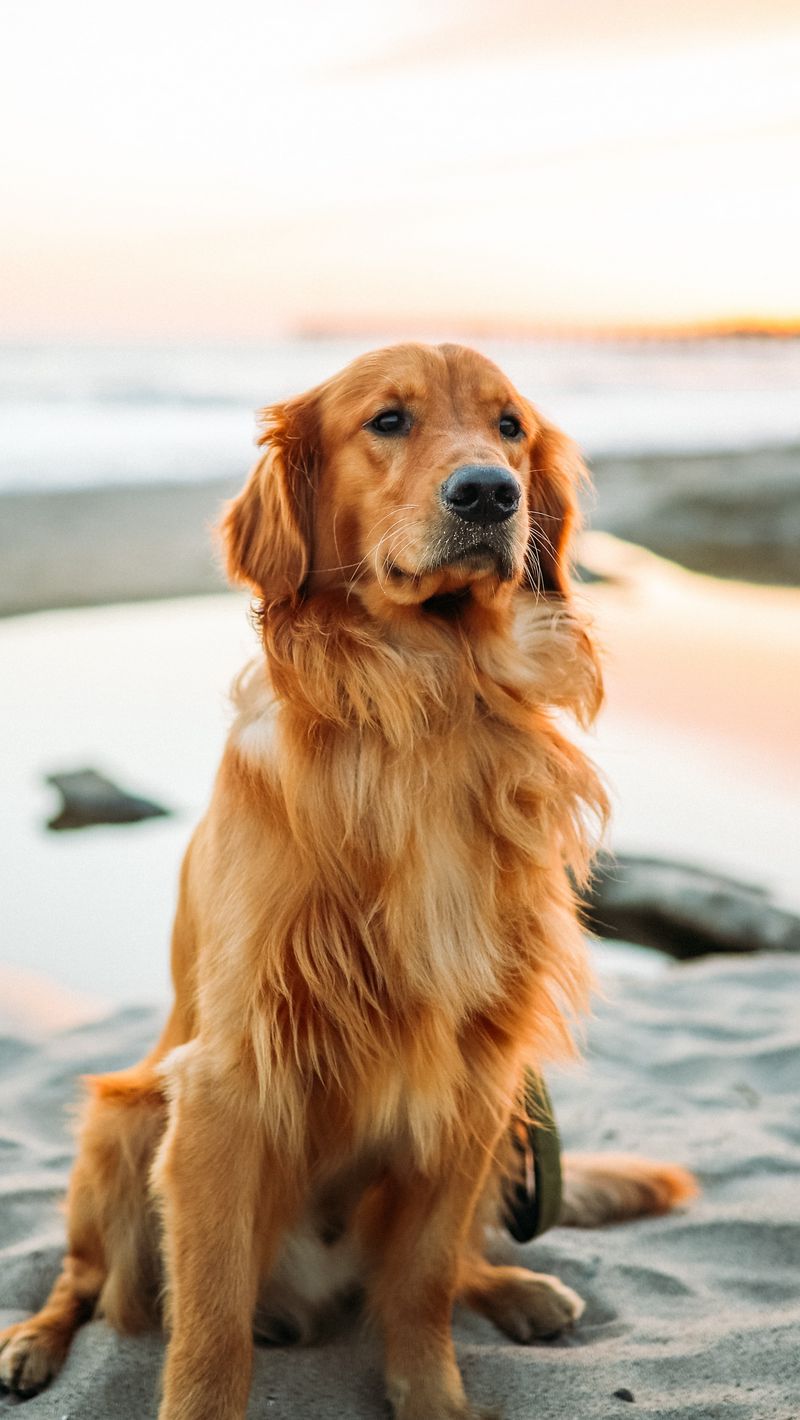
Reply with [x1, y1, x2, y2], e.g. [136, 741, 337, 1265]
[1, 952, 798, 1419]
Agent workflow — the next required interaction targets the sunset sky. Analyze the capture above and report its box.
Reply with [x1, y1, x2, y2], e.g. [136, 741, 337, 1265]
[3, 0, 800, 338]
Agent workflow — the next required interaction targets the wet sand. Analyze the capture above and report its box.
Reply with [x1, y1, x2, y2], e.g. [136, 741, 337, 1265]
[580, 532, 800, 788]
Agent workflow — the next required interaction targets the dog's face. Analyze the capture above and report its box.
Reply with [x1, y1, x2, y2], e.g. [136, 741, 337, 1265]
[223, 343, 585, 618]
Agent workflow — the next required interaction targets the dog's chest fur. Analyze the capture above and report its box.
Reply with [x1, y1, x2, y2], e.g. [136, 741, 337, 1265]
[226, 630, 593, 1166]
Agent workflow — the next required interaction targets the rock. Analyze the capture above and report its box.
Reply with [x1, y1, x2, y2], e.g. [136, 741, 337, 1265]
[45, 769, 170, 831]
[613, 1388, 636, 1403]
[574, 562, 616, 585]
[581, 852, 800, 959]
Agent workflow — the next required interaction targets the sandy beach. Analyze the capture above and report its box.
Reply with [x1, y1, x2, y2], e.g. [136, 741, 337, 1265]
[1, 954, 798, 1419]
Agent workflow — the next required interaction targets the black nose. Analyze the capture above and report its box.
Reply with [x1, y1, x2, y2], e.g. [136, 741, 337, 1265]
[440, 465, 521, 525]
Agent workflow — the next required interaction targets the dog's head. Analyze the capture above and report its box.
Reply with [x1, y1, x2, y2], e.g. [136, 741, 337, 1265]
[221, 343, 586, 620]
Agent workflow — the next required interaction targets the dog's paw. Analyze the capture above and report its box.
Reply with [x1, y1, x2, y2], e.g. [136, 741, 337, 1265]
[0, 1321, 67, 1397]
[387, 1374, 499, 1420]
[480, 1268, 585, 1343]
[389, 1398, 498, 1420]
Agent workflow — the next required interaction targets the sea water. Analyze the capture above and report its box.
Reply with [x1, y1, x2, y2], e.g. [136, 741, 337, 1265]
[1, 335, 799, 494]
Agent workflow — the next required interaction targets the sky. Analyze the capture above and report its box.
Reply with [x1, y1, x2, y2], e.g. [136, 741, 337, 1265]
[2, 0, 800, 338]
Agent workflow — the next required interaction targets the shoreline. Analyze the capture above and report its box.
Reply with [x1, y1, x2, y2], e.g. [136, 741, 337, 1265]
[2, 443, 799, 616]
[3, 539, 798, 1013]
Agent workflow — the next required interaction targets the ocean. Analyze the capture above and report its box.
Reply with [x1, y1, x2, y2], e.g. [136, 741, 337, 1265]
[1, 335, 799, 494]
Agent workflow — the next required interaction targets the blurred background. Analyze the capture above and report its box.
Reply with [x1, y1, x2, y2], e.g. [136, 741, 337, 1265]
[2, 0, 799, 1023]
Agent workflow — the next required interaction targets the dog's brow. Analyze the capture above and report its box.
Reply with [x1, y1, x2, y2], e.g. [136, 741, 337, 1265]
[447, 392, 510, 430]
[350, 383, 427, 419]
[482, 385, 519, 408]
[377, 381, 426, 403]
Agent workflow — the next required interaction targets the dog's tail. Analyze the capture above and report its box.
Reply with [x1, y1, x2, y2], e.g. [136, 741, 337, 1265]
[559, 1153, 698, 1227]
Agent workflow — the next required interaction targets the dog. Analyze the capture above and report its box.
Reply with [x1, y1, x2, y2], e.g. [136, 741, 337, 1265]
[0, 343, 696, 1419]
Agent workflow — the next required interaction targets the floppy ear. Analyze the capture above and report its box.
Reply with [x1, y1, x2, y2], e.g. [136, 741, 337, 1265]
[220, 394, 319, 604]
[526, 414, 588, 599]
[524, 412, 604, 724]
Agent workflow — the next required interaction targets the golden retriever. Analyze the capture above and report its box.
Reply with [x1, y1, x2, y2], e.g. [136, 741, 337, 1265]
[0, 343, 695, 1419]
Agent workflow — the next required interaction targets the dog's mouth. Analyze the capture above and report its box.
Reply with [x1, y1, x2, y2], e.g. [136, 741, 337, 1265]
[420, 585, 473, 619]
[438, 542, 502, 573]
[387, 540, 516, 587]
[372, 512, 525, 617]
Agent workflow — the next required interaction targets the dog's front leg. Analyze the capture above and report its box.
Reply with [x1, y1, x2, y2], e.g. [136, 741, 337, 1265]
[370, 1111, 504, 1420]
[153, 1044, 274, 1420]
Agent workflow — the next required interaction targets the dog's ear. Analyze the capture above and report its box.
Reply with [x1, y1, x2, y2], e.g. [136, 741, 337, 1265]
[526, 414, 588, 599]
[220, 393, 320, 604]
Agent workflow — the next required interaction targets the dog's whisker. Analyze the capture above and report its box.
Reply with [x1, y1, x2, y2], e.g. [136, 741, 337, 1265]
[312, 509, 421, 581]
[529, 528, 559, 566]
[308, 560, 367, 574]
[369, 519, 420, 591]
[384, 533, 420, 581]
[369, 503, 419, 531]
[525, 543, 545, 601]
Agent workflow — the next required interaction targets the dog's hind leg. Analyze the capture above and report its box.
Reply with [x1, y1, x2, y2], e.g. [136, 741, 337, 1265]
[455, 1142, 584, 1346]
[457, 1148, 698, 1346]
[458, 1254, 584, 1342]
[0, 1064, 166, 1398]
[0, 1247, 103, 1398]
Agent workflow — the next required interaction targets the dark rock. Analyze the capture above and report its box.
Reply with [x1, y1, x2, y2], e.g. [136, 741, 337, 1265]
[45, 769, 170, 831]
[613, 1388, 636, 1403]
[574, 563, 616, 585]
[581, 852, 800, 959]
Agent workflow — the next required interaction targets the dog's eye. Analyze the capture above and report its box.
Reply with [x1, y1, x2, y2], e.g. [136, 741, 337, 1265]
[366, 409, 410, 436]
[499, 414, 523, 440]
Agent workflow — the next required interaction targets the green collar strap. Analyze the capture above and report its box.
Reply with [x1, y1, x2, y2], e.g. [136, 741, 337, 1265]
[502, 1070, 563, 1242]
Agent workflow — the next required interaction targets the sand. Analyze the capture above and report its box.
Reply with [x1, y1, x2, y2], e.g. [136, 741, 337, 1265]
[1, 952, 798, 1419]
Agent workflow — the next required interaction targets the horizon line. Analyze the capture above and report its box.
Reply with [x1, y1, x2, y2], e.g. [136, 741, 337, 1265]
[1, 316, 799, 347]
[289, 314, 800, 342]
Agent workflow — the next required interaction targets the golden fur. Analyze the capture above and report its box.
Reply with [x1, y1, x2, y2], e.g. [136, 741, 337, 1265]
[0, 344, 696, 1418]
